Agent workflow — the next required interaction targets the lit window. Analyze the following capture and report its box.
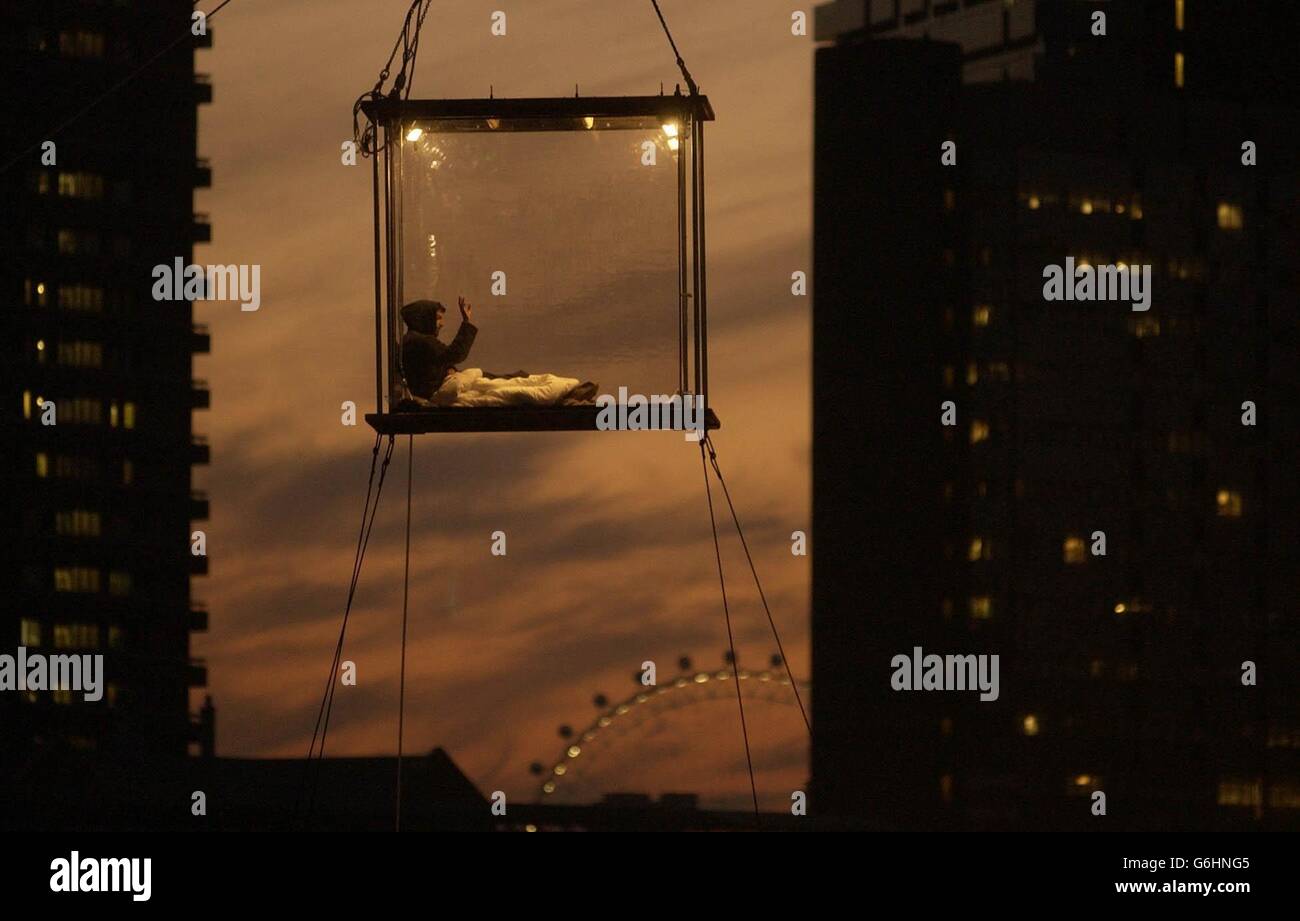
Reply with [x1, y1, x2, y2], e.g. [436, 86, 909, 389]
[942, 365, 955, 388]
[61, 398, 103, 425]
[58, 31, 104, 59]
[1270, 784, 1300, 809]
[1063, 536, 1086, 564]
[973, 305, 991, 327]
[54, 567, 100, 593]
[124, 402, 136, 429]
[20, 619, 41, 647]
[1027, 194, 1040, 210]
[23, 390, 32, 420]
[1080, 198, 1093, 215]
[35, 452, 49, 478]
[55, 509, 102, 537]
[1022, 714, 1040, 736]
[1175, 0, 1185, 30]
[109, 402, 119, 427]
[970, 596, 992, 619]
[56, 172, 104, 200]
[59, 284, 104, 312]
[54, 623, 100, 649]
[1217, 780, 1261, 807]
[1216, 202, 1243, 230]
[25, 279, 50, 307]
[1216, 489, 1243, 517]
[968, 537, 989, 562]
[966, 362, 978, 386]
[970, 419, 990, 444]
[57, 341, 103, 368]
[1175, 52, 1185, 88]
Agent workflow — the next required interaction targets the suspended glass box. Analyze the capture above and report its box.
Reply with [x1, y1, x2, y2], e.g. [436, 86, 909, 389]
[361, 95, 720, 433]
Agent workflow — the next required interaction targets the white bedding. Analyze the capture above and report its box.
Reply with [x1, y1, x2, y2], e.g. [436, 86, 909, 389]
[428, 368, 588, 407]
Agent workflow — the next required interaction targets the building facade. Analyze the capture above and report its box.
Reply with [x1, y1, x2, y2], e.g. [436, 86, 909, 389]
[812, 0, 1300, 828]
[0, 1, 212, 779]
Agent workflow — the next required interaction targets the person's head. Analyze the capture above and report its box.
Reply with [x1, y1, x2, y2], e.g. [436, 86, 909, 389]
[401, 299, 446, 335]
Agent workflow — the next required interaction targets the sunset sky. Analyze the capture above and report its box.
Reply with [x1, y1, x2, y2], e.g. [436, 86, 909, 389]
[195, 0, 811, 810]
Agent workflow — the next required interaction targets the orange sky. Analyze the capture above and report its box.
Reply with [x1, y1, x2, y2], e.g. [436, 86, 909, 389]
[195, 0, 811, 811]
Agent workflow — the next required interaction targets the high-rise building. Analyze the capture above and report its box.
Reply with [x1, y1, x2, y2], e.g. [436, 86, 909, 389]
[812, 1, 1300, 828]
[0, 2, 212, 778]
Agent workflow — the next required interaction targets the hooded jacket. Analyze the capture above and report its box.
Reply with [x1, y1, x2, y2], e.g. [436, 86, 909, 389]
[400, 300, 477, 399]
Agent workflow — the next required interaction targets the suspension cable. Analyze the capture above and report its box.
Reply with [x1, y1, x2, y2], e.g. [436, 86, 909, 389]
[1, 0, 238, 176]
[299, 434, 396, 824]
[396, 435, 414, 831]
[700, 441, 760, 825]
[649, 0, 700, 96]
[352, 0, 434, 158]
[703, 434, 811, 736]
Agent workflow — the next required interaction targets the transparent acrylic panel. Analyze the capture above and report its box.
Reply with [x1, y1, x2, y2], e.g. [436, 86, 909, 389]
[394, 115, 684, 405]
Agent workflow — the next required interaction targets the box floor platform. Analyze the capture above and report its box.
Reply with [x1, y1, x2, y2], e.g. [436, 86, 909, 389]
[366, 407, 721, 434]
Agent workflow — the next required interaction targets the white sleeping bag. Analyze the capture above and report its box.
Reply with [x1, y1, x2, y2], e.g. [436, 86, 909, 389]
[429, 368, 587, 407]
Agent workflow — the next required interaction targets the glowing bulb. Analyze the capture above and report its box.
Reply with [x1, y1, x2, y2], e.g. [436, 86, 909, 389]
[1114, 603, 1126, 614]
[668, 137, 680, 151]
[583, 116, 595, 129]
[662, 122, 679, 138]
[405, 127, 423, 142]
[36, 339, 45, 351]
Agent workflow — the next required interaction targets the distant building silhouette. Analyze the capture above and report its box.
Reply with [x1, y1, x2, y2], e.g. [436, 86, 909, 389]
[1, 4, 213, 775]
[812, 0, 1300, 828]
